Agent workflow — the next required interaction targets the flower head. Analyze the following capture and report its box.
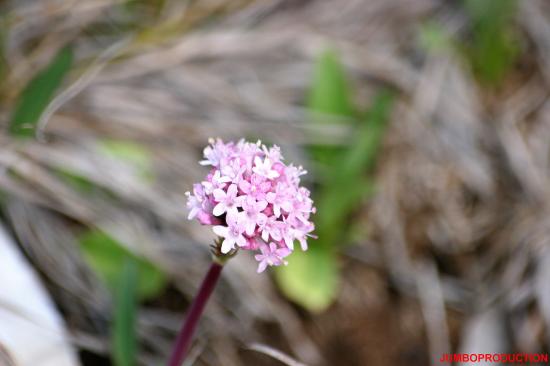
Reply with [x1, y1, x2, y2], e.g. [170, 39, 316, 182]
[185, 138, 316, 272]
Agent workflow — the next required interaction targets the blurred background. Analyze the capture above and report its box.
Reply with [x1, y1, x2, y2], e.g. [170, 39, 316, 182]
[1, 0, 550, 365]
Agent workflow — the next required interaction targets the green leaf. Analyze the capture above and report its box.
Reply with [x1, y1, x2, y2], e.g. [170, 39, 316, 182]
[275, 246, 338, 312]
[9, 45, 73, 138]
[307, 49, 355, 171]
[337, 91, 393, 181]
[316, 91, 393, 244]
[278, 52, 394, 312]
[307, 49, 353, 118]
[316, 181, 375, 245]
[113, 257, 138, 366]
[464, 0, 519, 86]
[281, 92, 392, 311]
[79, 230, 166, 300]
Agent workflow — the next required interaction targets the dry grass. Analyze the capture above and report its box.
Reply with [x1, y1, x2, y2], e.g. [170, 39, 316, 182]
[1, 0, 550, 365]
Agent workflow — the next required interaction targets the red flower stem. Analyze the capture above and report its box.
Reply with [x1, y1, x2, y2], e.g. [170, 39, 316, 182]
[168, 261, 223, 366]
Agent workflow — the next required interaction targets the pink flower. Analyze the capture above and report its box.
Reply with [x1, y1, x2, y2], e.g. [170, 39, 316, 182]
[262, 144, 282, 162]
[259, 215, 283, 242]
[295, 221, 316, 251]
[199, 138, 230, 167]
[284, 164, 307, 186]
[240, 196, 268, 235]
[185, 184, 206, 220]
[282, 220, 315, 251]
[186, 139, 316, 272]
[254, 243, 291, 273]
[252, 156, 280, 180]
[203, 170, 231, 194]
[212, 184, 243, 217]
[221, 159, 245, 184]
[266, 183, 293, 218]
[239, 174, 271, 200]
[286, 187, 315, 224]
[212, 215, 247, 253]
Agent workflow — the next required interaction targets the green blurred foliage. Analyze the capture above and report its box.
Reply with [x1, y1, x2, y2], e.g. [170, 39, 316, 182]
[9, 46, 73, 138]
[418, 0, 520, 88]
[275, 246, 338, 312]
[99, 140, 154, 182]
[79, 230, 166, 365]
[418, 22, 453, 53]
[464, 0, 519, 86]
[79, 229, 166, 300]
[113, 258, 138, 366]
[307, 50, 354, 169]
[276, 50, 393, 312]
[316, 91, 393, 247]
[56, 168, 97, 194]
[307, 50, 353, 118]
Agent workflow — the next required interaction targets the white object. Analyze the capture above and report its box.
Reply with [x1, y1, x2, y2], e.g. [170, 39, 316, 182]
[0, 222, 79, 366]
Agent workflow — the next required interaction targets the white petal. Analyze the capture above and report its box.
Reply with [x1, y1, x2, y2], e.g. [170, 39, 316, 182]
[266, 192, 276, 203]
[272, 230, 282, 241]
[230, 184, 240, 196]
[285, 237, 294, 250]
[212, 203, 226, 216]
[268, 170, 280, 179]
[257, 260, 268, 273]
[233, 195, 245, 207]
[212, 225, 228, 238]
[225, 207, 242, 227]
[226, 207, 240, 221]
[257, 200, 268, 211]
[254, 156, 263, 168]
[188, 208, 199, 220]
[221, 238, 235, 254]
[245, 220, 256, 236]
[256, 213, 267, 225]
[299, 237, 308, 251]
[236, 235, 247, 248]
[212, 189, 226, 201]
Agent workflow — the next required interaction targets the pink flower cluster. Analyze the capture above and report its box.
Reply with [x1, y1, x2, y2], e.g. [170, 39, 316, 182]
[186, 139, 315, 273]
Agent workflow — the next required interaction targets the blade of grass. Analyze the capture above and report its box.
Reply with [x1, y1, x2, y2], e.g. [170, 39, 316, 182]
[113, 257, 138, 366]
[9, 45, 73, 138]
